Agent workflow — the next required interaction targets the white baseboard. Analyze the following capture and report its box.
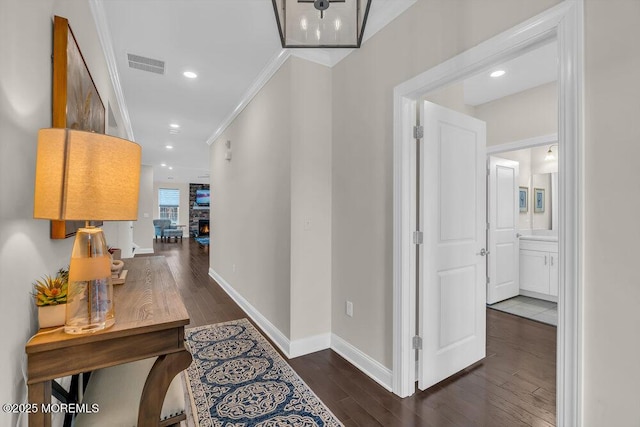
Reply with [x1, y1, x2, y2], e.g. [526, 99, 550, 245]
[135, 248, 154, 255]
[289, 333, 331, 359]
[208, 268, 390, 390]
[330, 334, 393, 391]
[208, 268, 292, 358]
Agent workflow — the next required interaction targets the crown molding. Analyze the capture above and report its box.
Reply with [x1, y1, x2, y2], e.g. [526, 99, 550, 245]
[206, 49, 291, 145]
[206, 0, 416, 144]
[89, 0, 135, 141]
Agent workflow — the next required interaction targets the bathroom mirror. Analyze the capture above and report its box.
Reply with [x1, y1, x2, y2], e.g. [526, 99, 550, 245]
[531, 172, 558, 231]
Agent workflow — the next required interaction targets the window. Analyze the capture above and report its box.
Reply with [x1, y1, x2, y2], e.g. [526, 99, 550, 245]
[158, 188, 179, 224]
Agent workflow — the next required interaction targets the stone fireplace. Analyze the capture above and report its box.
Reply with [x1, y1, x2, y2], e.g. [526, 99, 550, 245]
[198, 219, 210, 237]
[189, 183, 209, 236]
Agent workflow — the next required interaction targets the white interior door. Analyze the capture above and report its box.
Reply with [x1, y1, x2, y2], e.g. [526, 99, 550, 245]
[419, 101, 486, 390]
[487, 156, 520, 304]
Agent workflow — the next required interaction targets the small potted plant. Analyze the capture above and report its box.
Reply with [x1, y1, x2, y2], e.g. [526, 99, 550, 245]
[33, 268, 68, 328]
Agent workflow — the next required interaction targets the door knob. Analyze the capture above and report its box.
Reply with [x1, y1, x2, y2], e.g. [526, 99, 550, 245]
[476, 248, 488, 256]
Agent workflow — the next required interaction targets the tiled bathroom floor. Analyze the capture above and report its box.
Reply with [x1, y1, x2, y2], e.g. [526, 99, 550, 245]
[488, 295, 557, 326]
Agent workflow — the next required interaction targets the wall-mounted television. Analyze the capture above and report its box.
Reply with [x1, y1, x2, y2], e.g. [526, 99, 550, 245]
[195, 189, 210, 206]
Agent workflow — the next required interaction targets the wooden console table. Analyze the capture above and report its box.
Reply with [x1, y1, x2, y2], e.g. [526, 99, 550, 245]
[25, 256, 191, 427]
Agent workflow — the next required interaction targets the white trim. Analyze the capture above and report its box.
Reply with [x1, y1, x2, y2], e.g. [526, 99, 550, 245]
[330, 334, 393, 392]
[556, 2, 584, 425]
[486, 133, 558, 154]
[289, 333, 331, 359]
[393, 2, 583, 426]
[392, 95, 417, 398]
[206, 50, 291, 146]
[209, 268, 292, 357]
[90, 0, 135, 141]
[134, 248, 154, 255]
[290, 49, 350, 68]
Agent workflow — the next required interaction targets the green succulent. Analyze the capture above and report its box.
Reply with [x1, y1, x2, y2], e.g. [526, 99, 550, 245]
[33, 270, 68, 307]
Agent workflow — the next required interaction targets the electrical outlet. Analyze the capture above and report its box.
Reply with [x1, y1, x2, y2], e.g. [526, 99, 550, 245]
[346, 301, 353, 317]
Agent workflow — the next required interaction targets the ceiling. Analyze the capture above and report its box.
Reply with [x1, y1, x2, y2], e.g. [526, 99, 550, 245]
[464, 40, 558, 106]
[96, 1, 556, 184]
[97, 0, 415, 184]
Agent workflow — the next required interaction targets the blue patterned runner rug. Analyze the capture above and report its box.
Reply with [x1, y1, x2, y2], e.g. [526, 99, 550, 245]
[185, 318, 343, 427]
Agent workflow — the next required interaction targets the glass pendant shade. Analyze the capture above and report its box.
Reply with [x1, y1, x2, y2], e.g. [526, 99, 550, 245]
[33, 128, 141, 334]
[272, 0, 372, 48]
[65, 227, 114, 333]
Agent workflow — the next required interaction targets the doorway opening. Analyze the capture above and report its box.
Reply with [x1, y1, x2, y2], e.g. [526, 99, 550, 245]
[488, 138, 560, 327]
[392, 2, 583, 426]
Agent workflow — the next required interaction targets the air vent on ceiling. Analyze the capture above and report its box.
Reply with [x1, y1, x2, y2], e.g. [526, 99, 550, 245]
[127, 53, 165, 75]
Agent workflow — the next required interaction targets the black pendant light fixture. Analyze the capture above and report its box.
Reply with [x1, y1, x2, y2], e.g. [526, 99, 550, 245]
[272, 0, 372, 48]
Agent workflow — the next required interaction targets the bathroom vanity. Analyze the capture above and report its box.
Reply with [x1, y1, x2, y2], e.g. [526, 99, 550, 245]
[519, 235, 558, 302]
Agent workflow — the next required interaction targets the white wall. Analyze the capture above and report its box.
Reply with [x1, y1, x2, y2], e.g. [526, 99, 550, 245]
[134, 165, 155, 252]
[475, 82, 558, 146]
[583, 0, 640, 425]
[0, 1, 128, 425]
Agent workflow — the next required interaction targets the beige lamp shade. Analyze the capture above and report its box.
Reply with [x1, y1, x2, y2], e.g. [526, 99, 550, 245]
[34, 128, 141, 221]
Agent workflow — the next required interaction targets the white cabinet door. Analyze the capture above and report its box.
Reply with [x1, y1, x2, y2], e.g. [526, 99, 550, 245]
[519, 249, 550, 294]
[549, 253, 559, 296]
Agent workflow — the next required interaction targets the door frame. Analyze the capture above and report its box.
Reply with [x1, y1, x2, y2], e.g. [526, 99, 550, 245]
[392, 2, 583, 427]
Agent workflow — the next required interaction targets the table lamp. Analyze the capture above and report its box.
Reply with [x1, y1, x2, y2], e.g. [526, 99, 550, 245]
[34, 129, 141, 334]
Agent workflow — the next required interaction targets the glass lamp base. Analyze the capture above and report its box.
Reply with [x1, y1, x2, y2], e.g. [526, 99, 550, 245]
[65, 227, 115, 334]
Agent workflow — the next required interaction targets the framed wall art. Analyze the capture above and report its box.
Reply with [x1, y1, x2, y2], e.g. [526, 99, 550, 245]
[519, 187, 528, 213]
[534, 188, 545, 213]
[51, 15, 106, 239]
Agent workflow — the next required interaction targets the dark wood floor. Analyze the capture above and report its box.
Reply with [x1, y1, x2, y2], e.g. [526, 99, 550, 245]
[142, 238, 557, 427]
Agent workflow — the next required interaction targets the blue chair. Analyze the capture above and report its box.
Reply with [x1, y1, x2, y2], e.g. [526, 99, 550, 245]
[153, 219, 181, 242]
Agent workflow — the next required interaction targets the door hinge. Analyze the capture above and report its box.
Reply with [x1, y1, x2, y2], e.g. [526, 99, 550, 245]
[413, 125, 424, 139]
[486, 222, 490, 230]
[487, 168, 491, 176]
[412, 336, 423, 350]
[413, 231, 423, 245]
[486, 277, 490, 285]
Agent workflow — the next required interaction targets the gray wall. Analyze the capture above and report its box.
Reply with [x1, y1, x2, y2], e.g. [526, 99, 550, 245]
[211, 59, 294, 337]
[330, 0, 561, 368]
[210, 56, 332, 343]
[584, 0, 640, 424]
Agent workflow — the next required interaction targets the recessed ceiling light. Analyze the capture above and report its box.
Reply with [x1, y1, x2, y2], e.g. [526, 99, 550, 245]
[161, 163, 167, 167]
[169, 123, 180, 129]
[168, 166, 173, 170]
[490, 70, 506, 78]
[166, 145, 174, 149]
[183, 71, 197, 79]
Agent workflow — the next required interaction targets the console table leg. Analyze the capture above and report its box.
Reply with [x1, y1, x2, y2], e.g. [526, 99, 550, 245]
[137, 349, 192, 427]
[28, 381, 51, 427]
